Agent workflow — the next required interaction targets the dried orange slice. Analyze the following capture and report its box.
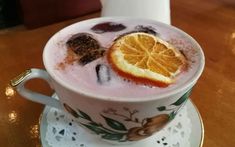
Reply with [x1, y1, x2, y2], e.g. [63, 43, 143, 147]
[107, 32, 187, 87]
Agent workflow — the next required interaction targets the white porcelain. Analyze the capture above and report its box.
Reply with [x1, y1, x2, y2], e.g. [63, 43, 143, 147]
[40, 94, 204, 147]
[100, 0, 171, 24]
[11, 17, 205, 144]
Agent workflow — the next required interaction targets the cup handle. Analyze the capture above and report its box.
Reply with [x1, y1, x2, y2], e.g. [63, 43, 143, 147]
[10, 68, 62, 109]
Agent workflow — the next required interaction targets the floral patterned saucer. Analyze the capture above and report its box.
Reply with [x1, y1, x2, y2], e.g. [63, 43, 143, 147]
[40, 94, 204, 147]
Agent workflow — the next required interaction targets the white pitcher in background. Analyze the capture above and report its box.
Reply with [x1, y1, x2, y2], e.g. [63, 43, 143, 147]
[100, 0, 171, 25]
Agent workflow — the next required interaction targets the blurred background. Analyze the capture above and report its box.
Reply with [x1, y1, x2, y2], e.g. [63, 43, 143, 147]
[0, 0, 101, 29]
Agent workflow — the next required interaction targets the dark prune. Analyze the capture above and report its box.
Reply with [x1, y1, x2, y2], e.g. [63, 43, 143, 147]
[114, 25, 158, 41]
[134, 25, 158, 36]
[79, 49, 105, 65]
[95, 64, 111, 84]
[66, 33, 106, 65]
[91, 22, 126, 34]
[66, 33, 100, 56]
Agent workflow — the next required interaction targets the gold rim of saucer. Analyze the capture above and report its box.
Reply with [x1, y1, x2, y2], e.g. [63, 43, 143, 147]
[191, 100, 205, 147]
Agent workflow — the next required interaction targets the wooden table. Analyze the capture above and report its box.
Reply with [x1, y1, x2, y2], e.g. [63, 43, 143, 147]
[0, 0, 234, 146]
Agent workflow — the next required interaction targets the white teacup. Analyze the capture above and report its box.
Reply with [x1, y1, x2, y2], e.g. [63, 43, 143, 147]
[10, 17, 204, 144]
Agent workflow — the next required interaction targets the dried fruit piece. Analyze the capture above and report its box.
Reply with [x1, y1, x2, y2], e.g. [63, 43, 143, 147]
[66, 33, 105, 65]
[107, 32, 187, 87]
[134, 25, 158, 36]
[79, 49, 105, 65]
[91, 22, 126, 34]
[114, 25, 158, 41]
[95, 64, 111, 84]
[66, 33, 100, 56]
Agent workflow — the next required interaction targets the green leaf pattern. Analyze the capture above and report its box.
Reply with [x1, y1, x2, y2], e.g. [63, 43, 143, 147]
[157, 106, 166, 111]
[82, 123, 108, 135]
[78, 110, 92, 121]
[171, 89, 191, 106]
[101, 133, 125, 141]
[101, 115, 127, 131]
[169, 111, 177, 120]
[156, 89, 192, 120]
[64, 89, 192, 142]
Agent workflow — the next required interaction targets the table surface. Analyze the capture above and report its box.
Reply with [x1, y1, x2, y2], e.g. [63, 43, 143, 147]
[0, 0, 235, 146]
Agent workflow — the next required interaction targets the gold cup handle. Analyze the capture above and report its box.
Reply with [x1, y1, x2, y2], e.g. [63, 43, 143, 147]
[10, 69, 62, 109]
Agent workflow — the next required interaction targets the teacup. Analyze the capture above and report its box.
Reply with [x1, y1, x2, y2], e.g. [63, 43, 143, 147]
[10, 17, 204, 144]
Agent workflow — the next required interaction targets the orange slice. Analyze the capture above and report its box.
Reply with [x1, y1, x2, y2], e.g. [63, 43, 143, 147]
[107, 32, 187, 87]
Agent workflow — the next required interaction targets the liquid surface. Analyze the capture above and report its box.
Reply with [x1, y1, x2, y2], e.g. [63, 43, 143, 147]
[44, 18, 201, 99]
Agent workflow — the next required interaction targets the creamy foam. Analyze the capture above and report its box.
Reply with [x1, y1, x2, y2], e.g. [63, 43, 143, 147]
[44, 18, 202, 99]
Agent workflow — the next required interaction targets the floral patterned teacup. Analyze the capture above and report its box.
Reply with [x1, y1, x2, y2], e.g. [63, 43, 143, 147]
[10, 17, 204, 144]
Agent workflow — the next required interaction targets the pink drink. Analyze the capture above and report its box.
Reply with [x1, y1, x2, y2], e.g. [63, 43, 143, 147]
[44, 18, 202, 100]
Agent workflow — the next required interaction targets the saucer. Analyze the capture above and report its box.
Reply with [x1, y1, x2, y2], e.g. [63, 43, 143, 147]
[40, 94, 204, 147]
